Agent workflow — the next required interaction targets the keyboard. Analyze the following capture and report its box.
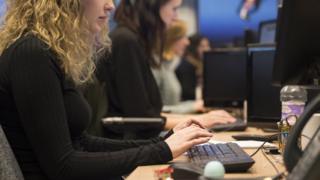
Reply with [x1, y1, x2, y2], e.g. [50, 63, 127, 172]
[210, 118, 247, 132]
[187, 143, 255, 172]
[232, 133, 278, 142]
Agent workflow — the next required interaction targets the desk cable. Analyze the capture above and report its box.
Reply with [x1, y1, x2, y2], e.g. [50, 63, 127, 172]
[302, 134, 311, 140]
[248, 133, 287, 180]
[261, 147, 288, 180]
[249, 133, 278, 157]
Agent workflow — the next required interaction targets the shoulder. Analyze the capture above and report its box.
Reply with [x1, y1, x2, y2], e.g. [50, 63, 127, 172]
[110, 26, 141, 47]
[178, 58, 194, 70]
[7, 35, 62, 76]
[10, 35, 49, 55]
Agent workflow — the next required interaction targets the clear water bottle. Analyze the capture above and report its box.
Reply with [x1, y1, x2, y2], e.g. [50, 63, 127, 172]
[280, 85, 307, 125]
[278, 85, 307, 152]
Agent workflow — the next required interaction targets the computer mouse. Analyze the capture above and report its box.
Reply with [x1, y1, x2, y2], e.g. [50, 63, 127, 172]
[170, 162, 203, 180]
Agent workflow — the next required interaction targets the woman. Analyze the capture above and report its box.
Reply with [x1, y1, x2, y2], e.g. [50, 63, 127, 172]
[152, 20, 205, 114]
[97, 0, 235, 139]
[0, 0, 213, 179]
[176, 34, 212, 101]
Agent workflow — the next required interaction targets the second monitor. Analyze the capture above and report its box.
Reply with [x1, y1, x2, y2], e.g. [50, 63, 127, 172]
[203, 48, 247, 108]
[247, 44, 281, 123]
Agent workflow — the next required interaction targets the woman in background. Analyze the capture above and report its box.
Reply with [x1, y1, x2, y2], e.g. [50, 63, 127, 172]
[0, 0, 213, 179]
[97, 0, 235, 139]
[176, 34, 212, 101]
[97, 0, 183, 139]
[152, 20, 205, 114]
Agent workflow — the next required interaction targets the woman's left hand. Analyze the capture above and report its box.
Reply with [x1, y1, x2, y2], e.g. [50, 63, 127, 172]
[173, 119, 205, 133]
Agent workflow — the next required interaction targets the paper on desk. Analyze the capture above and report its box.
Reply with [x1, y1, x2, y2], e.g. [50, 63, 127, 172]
[207, 140, 277, 149]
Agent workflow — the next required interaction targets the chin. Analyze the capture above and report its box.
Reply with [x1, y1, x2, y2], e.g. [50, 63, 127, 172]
[91, 26, 102, 34]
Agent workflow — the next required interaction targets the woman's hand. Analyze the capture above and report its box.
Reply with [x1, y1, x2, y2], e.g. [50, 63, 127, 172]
[165, 126, 213, 158]
[173, 119, 205, 133]
[193, 100, 206, 112]
[193, 110, 236, 128]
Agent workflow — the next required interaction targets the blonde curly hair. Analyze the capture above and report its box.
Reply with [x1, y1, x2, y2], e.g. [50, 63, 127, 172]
[0, 0, 111, 84]
[163, 20, 187, 61]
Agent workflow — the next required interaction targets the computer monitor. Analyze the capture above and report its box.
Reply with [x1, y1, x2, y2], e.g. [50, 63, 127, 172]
[271, 0, 320, 175]
[258, 20, 277, 43]
[247, 44, 281, 122]
[272, 0, 320, 86]
[203, 48, 247, 108]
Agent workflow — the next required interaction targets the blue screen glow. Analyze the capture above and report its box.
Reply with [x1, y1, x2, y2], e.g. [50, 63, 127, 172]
[0, 0, 5, 17]
[198, 0, 278, 46]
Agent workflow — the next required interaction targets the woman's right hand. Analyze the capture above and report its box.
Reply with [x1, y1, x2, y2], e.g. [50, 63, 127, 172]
[165, 126, 213, 158]
[194, 110, 236, 128]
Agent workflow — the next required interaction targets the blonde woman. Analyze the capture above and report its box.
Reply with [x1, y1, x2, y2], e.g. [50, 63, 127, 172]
[151, 20, 221, 115]
[152, 20, 198, 114]
[0, 0, 213, 179]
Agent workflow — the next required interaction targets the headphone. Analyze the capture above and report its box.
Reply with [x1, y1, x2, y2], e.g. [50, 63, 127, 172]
[126, 0, 158, 6]
[126, 0, 136, 5]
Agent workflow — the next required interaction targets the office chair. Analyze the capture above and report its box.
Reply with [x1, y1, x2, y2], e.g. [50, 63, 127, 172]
[83, 76, 165, 139]
[0, 125, 24, 180]
[83, 76, 109, 137]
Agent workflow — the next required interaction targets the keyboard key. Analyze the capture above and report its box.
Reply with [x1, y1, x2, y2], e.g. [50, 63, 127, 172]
[188, 143, 255, 172]
[217, 144, 233, 154]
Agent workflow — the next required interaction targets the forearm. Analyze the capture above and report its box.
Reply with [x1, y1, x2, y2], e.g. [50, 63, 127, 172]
[162, 101, 196, 114]
[79, 132, 166, 152]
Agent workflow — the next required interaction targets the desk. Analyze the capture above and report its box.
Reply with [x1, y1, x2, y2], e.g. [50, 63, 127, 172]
[127, 127, 285, 180]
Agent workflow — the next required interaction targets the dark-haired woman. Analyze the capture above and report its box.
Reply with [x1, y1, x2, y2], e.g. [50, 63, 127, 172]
[97, 0, 235, 139]
[176, 35, 211, 101]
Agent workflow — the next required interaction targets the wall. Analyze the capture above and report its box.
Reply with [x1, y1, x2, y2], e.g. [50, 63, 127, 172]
[178, 0, 198, 36]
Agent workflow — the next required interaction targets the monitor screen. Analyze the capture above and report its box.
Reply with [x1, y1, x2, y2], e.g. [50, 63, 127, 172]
[247, 45, 281, 122]
[203, 49, 247, 107]
[259, 20, 277, 43]
[272, 0, 320, 86]
[198, 0, 278, 46]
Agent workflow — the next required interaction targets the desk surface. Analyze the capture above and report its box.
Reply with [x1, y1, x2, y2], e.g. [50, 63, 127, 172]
[127, 127, 285, 180]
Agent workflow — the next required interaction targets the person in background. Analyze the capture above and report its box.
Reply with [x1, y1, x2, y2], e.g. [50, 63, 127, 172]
[97, 0, 235, 140]
[176, 34, 212, 101]
[152, 20, 206, 114]
[0, 0, 213, 179]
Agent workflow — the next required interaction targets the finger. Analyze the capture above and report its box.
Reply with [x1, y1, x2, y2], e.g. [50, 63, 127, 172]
[184, 119, 195, 127]
[215, 116, 236, 123]
[187, 129, 213, 140]
[187, 125, 210, 132]
[209, 110, 234, 118]
[189, 137, 211, 147]
[228, 117, 237, 123]
[209, 119, 228, 125]
[189, 119, 206, 129]
[208, 116, 236, 123]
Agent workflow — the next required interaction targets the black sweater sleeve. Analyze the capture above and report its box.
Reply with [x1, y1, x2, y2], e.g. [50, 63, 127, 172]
[9, 37, 172, 180]
[79, 130, 174, 152]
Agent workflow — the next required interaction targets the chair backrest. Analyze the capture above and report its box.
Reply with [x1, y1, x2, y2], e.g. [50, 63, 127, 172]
[83, 76, 108, 137]
[0, 125, 24, 180]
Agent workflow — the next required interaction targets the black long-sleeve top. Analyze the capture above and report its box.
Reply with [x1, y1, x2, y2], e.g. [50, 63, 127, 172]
[175, 58, 198, 100]
[96, 25, 164, 139]
[0, 35, 172, 180]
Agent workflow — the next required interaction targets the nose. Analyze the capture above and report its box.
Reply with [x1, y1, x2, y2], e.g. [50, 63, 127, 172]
[104, 0, 115, 12]
[185, 38, 190, 46]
